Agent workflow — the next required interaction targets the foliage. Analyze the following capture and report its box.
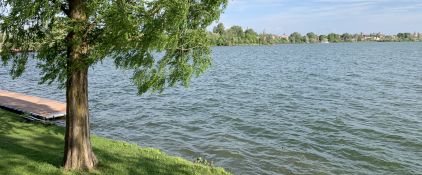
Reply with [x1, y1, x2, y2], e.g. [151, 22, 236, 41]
[209, 23, 287, 46]
[208, 23, 422, 45]
[327, 33, 341, 43]
[306, 32, 318, 43]
[397, 33, 414, 41]
[341, 33, 354, 42]
[0, 109, 231, 175]
[194, 157, 214, 167]
[0, 0, 228, 94]
[1, 0, 228, 170]
[0, 32, 4, 43]
[319, 35, 327, 43]
[289, 32, 303, 44]
[213, 23, 225, 35]
[226, 26, 244, 37]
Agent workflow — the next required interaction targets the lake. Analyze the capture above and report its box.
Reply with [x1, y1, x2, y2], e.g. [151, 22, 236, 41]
[1, 42, 421, 175]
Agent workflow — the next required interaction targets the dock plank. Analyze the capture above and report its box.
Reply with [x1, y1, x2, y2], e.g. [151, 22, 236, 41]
[0, 90, 66, 119]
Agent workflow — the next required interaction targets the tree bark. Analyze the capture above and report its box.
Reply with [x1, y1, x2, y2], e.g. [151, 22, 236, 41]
[63, 0, 97, 170]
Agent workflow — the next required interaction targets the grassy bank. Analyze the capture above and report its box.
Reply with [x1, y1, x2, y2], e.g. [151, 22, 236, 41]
[0, 109, 230, 175]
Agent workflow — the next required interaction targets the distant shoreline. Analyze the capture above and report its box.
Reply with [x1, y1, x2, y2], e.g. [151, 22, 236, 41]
[210, 23, 422, 46]
[211, 40, 422, 47]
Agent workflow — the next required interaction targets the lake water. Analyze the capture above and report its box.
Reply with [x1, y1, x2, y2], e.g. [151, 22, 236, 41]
[1, 42, 422, 175]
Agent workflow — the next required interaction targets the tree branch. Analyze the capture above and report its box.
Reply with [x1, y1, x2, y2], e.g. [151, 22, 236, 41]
[61, 4, 70, 17]
[50, 0, 70, 17]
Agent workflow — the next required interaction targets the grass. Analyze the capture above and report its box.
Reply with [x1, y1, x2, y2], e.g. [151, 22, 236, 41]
[0, 109, 231, 175]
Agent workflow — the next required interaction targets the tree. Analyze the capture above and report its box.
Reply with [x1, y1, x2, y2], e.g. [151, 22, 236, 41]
[341, 33, 353, 42]
[397, 32, 412, 41]
[327, 33, 341, 43]
[213, 23, 225, 35]
[289, 32, 303, 44]
[319, 35, 327, 43]
[244, 28, 257, 37]
[227, 25, 243, 38]
[244, 28, 258, 43]
[1, 0, 227, 171]
[306, 32, 318, 43]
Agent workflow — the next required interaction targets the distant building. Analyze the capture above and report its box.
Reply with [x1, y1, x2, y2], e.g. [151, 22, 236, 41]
[361, 33, 383, 41]
[280, 34, 289, 39]
[269, 34, 289, 40]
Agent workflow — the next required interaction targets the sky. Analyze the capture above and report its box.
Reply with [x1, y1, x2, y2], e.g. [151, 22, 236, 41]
[215, 0, 422, 35]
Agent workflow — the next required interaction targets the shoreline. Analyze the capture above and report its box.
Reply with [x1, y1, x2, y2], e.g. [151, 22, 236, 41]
[0, 108, 231, 175]
[212, 40, 422, 47]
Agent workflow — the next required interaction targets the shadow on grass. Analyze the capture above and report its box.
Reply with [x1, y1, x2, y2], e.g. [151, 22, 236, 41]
[0, 109, 221, 175]
[0, 109, 64, 174]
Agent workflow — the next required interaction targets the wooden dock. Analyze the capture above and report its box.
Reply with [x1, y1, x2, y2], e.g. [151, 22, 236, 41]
[0, 90, 66, 120]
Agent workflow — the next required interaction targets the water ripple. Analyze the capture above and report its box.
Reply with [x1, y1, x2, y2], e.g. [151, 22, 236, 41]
[1, 42, 422, 175]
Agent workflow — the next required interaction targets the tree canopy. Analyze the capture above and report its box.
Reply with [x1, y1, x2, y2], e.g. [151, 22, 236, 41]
[327, 33, 341, 43]
[1, 0, 227, 170]
[306, 32, 318, 43]
[213, 22, 225, 35]
[289, 32, 303, 43]
[1, 0, 227, 93]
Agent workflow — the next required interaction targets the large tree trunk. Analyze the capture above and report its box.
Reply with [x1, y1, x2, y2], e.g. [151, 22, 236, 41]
[63, 65, 97, 170]
[63, 0, 97, 170]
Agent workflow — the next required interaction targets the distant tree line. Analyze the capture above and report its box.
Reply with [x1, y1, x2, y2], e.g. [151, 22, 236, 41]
[209, 23, 289, 46]
[209, 23, 422, 46]
[2, 24, 421, 50]
[289, 32, 422, 43]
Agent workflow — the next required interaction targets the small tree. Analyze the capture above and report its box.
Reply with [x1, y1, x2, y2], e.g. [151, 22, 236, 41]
[227, 25, 243, 38]
[319, 35, 327, 43]
[289, 32, 303, 44]
[213, 23, 225, 35]
[327, 33, 341, 43]
[244, 28, 258, 43]
[306, 32, 318, 43]
[341, 33, 353, 42]
[1, 0, 227, 171]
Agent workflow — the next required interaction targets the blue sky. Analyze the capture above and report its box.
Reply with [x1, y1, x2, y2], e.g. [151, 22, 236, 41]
[216, 0, 422, 35]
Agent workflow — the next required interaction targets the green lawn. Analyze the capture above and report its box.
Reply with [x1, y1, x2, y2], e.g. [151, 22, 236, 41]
[0, 109, 231, 175]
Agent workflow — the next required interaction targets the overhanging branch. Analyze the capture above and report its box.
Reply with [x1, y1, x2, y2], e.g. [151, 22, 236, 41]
[50, 0, 70, 17]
